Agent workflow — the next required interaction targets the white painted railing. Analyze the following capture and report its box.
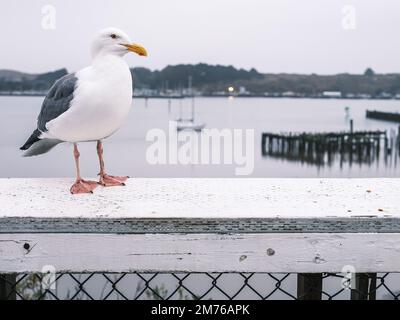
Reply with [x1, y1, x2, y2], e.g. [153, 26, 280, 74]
[0, 178, 399, 274]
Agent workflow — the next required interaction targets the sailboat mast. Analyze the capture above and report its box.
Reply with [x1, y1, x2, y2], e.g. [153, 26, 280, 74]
[188, 75, 194, 122]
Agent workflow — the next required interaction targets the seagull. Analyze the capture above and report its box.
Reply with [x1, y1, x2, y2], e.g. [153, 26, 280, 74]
[20, 27, 147, 194]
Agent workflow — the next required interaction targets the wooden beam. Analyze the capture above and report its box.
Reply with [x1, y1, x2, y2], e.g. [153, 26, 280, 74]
[1, 233, 400, 273]
[351, 273, 377, 300]
[297, 273, 322, 300]
[0, 274, 16, 300]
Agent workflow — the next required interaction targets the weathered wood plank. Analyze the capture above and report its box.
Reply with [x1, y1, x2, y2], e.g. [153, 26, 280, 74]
[1, 233, 400, 273]
[0, 178, 398, 219]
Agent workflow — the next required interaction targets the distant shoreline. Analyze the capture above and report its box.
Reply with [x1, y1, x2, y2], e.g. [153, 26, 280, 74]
[2, 65, 400, 101]
[1, 92, 400, 101]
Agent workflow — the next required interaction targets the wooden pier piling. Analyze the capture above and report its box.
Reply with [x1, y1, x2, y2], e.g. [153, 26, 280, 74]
[366, 110, 400, 123]
[261, 130, 390, 166]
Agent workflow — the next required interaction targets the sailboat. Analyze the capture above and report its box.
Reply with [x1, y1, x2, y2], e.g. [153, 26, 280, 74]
[176, 76, 206, 132]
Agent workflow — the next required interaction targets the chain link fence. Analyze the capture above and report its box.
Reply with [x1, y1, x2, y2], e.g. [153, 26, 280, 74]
[1, 272, 399, 300]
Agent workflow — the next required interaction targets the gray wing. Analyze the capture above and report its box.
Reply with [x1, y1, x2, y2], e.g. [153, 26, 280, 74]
[37, 73, 78, 132]
[20, 73, 77, 154]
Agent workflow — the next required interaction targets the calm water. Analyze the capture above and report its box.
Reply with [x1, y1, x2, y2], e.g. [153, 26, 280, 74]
[0, 96, 399, 178]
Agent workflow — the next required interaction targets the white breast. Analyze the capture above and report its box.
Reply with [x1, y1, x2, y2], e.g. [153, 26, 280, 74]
[44, 55, 133, 142]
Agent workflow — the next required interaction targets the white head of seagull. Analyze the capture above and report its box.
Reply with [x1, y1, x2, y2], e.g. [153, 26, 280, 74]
[91, 27, 148, 59]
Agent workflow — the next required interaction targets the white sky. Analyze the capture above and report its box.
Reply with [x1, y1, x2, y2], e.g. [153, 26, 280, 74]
[1, 0, 399, 74]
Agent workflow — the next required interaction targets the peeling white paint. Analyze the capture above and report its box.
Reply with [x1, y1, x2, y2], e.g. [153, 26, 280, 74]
[1, 233, 400, 273]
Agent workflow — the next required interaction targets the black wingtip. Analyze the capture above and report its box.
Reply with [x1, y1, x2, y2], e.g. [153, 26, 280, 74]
[20, 129, 41, 151]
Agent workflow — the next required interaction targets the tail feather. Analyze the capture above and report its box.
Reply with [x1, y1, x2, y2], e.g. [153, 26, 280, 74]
[22, 139, 63, 157]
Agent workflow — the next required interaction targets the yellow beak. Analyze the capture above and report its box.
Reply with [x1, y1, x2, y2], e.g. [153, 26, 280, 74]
[122, 43, 148, 56]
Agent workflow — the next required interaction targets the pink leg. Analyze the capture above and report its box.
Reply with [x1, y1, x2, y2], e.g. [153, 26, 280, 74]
[70, 144, 98, 194]
[97, 140, 128, 187]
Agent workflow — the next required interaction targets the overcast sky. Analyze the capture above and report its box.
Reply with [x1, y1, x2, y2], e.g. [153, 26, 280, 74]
[1, 0, 399, 74]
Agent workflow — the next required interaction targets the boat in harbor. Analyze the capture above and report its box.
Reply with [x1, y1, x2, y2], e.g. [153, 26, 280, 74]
[176, 76, 206, 132]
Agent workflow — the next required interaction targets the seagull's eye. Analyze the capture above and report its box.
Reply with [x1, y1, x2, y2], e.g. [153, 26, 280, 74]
[110, 34, 117, 39]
